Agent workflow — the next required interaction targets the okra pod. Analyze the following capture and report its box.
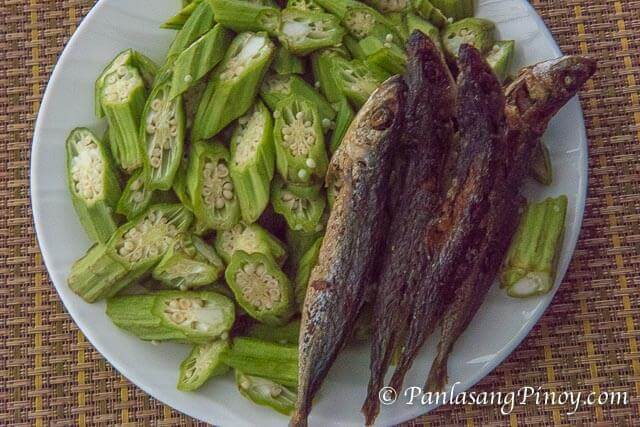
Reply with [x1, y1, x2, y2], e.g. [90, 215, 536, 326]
[209, 0, 281, 34]
[172, 156, 193, 210]
[485, 40, 515, 82]
[186, 140, 241, 231]
[328, 97, 355, 153]
[225, 250, 295, 325]
[272, 45, 306, 75]
[330, 57, 390, 108]
[273, 98, 329, 184]
[66, 128, 121, 244]
[192, 32, 275, 141]
[117, 170, 154, 220]
[246, 319, 300, 344]
[500, 196, 568, 297]
[412, 0, 447, 28]
[161, 0, 203, 30]
[293, 236, 322, 307]
[315, 0, 400, 41]
[310, 48, 350, 104]
[166, 1, 216, 60]
[360, 35, 407, 74]
[178, 339, 229, 391]
[271, 179, 326, 232]
[442, 17, 496, 58]
[95, 49, 158, 118]
[431, 0, 474, 21]
[343, 34, 367, 60]
[215, 223, 287, 265]
[230, 101, 276, 224]
[276, 8, 346, 56]
[405, 13, 442, 49]
[285, 225, 323, 270]
[235, 370, 297, 415]
[530, 141, 553, 186]
[106, 290, 235, 343]
[288, 0, 324, 11]
[221, 337, 298, 386]
[68, 204, 194, 302]
[169, 25, 234, 99]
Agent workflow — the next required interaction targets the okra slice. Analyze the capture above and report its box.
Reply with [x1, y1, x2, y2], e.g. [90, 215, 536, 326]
[117, 170, 154, 220]
[328, 97, 355, 153]
[285, 226, 323, 271]
[330, 57, 390, 109]
[271, 179, 326, 232]
[221, 337, 298, 386]
[442, 17, 496, 59]
[209, 0, 281, 34]
[186, 141, 240, 231]
[192, 32, 276, 141]
[235, 370, 297, 415]
[140, 79, 185, 191]
[363, 0, 410, 12]
[66, 128, 121, 244]
[431, 0, 474, 21]
[273, 98, 329, 184]
[229, 101, 276, 223]
[215, 223, 287, 265]
[343, 34, 367, 60]
[485, 40, 515, 82]
[501, 196, 568, 297]
[272, 46, 306, 75]
[310, 49, 350, 104]
[161, 0, 203, 30]
[405, 13, 442, 49]
[225, 250, 295, 325]
[246, 319, 300, 344]
[106, 290, 235, 343]
[172, 156, 193, 210]
[288, 0, 324, 11]
[294, 236, 322, 308]
[360, 35, 407, 74]
[178, 340, 229, 391]
[100, 65, 146, 172]
[259, 73, 336, 124]
[412, 0, 447, 28]
[95, 49, 158, 118]
[530, 141, 553, 186]
[276, 8, 346, 56]
[169, 25, 234, 99]
[315, 0, 400, 41]
[183, 79, 207, 131]
[166, 1, 216, 60]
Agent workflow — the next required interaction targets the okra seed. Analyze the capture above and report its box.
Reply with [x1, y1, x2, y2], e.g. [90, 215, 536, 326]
[184, 74, 193, 83]
[172, 312, 186, 324]
[282, 192, 294, 202]
[177, 298, 192, 310]
[270, 386, 282, 398]
[256, 264, 266, 275]
[296, 112, 305, 121]
[240, 378, 251, 390]
[220, 332, 229, 340]
[244, 263, 256, 274]
[314, 81, 321, 89]
[273, 110, 281, 119]
[298, 169, 308, 180]
[223, 182, 233, 191]
[385, 33, 394, 43]
[322, 118, 332, 129]
[215, 198, 226, 209]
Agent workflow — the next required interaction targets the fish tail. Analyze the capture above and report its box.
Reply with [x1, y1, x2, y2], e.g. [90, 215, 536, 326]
[425, 338, 453, 392]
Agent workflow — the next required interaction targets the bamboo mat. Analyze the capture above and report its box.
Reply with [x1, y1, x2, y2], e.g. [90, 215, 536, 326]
[1, 0, 639, 425]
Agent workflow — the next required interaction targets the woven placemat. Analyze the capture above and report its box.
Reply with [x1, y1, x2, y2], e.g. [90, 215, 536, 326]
[1, 0, 639, 425]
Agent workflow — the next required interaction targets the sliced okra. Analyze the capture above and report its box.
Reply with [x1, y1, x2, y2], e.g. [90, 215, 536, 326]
[221, 337, 298, 386]
[442, 17, 496, 59]
[360, 35, 407, 74]
[271, 179, 326, 232]
[106, 290, 235, 343]
[285, 225, 323, 271]
[66, 128, 121, 244]
[166, 1, 216, 60]
[68, 204, 193, 302]
[310, 48, 350, 104]
[315, 0, 400, 41]
[169, 25, 234, 99]
[287, 0, 324, 11]
[178, 340, 229, 391]
[343, 34, 367, 60]
[100, 65, 146, 172]
[186, 141, 241, 231]
[172, 156, 193, 211]
[225, 250, 295, 325]
[276, 8, 346, 56]
[294, 236, 322, 308]
[485, 40, 515, 82]
[328, 97, 355, 153]
[215, 223, 288, 265]
[192, 32, 275, 141]
[117, 170, 154, 220]
[183, 79, 207, 130]
[412, 0, 448, 28]
[235, 370, 297, 415]
[161, 0, 203, 30]
[259, 73, 336, 124]
[272, 45, 306, 75]
[273, 98, 329, 184]
[430, 0, 474, 22]
[530, 141, 553, 186]
[140, 78, 185, 191]
[209, 0, 281, 34]
[405, 12, 442, 49]
[230, 101, 276, 224]
[246, 319, 301, 344]
[330, 57, 390, 108]
[95, 49, 158, 118]
[363, 0, 409, 12]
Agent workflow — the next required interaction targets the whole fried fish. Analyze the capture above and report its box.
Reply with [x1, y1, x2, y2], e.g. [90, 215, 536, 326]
[290, 76, 405, 427]
[362, 32, 456, 425]
[388, 44, 507, 392]
[425, 55, 597, 391]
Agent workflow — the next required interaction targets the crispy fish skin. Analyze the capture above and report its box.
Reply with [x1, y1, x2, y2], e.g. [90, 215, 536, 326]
[362, 32, 456, 425]
[290, 76, 405, 427]
[425, 55, 597, 391]
[388, 44, 507, 392]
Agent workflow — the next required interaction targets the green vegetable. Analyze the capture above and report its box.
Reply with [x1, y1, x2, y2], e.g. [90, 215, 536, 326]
[169, 25, 234, 99]
[485, 40, 515, 82]
[276, 8, 346, 55]
[192, 32, 276, 141]
[183, 79, 207, 130]
[500, 196, 568, 297]
[412, 0, 447, 28]
[209, 0, 281, 34]
[140, 77, 185, 191]
[530, 141, 553, 186]
[316, 0, 400, 41]
[100, 65, 146, 172]
[166, 1, 216, 60]
[106, 290, 235, 343]
[294, 236, 322, 307]
[178, 340, 229, 391]
[271, 179, 326, 232]
[186, 140, 241, 231]
[95, 49, 158, 118]
[117, 170, 154, 220]
[161, 0, 203, 30]
[329, 97, 355, 152]
[65, 128, 121, 244]
[310, 48, 350, 104]
[431, 0, 474, 21]
[225, 250, 295, 325]
[363, 0, 410, 13]
[68, 204, 194, 302]
[287, 0, 324, 11]
[273, 97, 329, 184]
[343, 34, 367, 60]
[405, 13, 441, 49]
[230, 101, 276, 224]
[215, 223, 287, 265]
[221, 337, 298, 386]
[331, 57, 390, 108]
[285, 225, 323, 268]
[442, 17, 496, 58]
[246, 319, 300, 344]
[360, 35, 407, 74]
[235, 370, 297, 415]
[172, 156, 193, 211]
[272, 45, 306, 75]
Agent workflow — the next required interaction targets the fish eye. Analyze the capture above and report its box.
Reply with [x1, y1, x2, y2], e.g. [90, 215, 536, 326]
[370, 107, 394, 130]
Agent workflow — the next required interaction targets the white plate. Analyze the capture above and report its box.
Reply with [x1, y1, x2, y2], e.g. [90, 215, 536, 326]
[31, 1, 588, 425]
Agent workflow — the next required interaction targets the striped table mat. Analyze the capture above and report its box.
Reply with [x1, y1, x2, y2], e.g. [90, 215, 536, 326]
[1, 0, 639, 425]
